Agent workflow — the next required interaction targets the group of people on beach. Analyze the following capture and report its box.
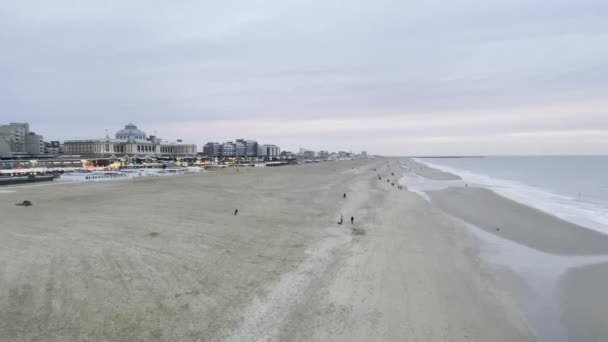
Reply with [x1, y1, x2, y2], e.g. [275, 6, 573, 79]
[337, 214, 354, 225]
[338, 192, 355, 225]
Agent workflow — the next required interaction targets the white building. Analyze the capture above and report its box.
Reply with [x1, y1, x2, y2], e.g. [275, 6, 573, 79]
[63, 123, 196, 158]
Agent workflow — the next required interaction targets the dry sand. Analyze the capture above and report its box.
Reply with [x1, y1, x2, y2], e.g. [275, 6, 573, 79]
[0, 159, 533, 341]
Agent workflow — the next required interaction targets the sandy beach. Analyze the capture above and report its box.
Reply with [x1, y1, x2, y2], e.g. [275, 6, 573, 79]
[0, 158, 539, 341]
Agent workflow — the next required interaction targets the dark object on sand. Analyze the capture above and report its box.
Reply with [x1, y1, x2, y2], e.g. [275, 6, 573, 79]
[378, 176, 381, 180]
[351, 216, 354, 224]
[343, 193, 346, 199]
[392, 172, 394, 176]
[387, 179, 390, 183]
[391, 183, 394, 186]
[496, 227, 500, 231]
[338, 215, 343, 225]
[234, 209, 238, 215]
[16, 200, 33, 207]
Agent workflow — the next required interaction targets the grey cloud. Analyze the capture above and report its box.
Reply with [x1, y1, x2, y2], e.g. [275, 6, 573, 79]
[1, 0, 607, 154]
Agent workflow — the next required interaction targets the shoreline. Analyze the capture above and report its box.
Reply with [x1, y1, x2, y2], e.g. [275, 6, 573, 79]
[401, 158, 608, 341]
[412, 157, 608, 235]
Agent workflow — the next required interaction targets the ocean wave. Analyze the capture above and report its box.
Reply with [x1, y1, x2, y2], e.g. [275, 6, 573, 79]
[414, 158, 608, 235]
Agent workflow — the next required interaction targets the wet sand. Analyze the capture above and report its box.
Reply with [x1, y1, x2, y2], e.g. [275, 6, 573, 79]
[406, 158, 608, 341]
[426, 187, 608, 255]
[411, 160, 462, 180]
[561, 262, 608, 342]
[0, 158, 533, 341]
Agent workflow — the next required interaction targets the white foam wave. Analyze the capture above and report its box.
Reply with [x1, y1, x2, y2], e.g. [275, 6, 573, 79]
[413, 158, 608, 235]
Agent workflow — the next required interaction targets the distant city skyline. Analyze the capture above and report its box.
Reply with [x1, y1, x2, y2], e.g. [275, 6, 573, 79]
[2, 1, 607, 155]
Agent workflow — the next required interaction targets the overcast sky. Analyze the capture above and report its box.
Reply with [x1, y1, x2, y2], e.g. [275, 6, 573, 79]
[1, 0, 607, 155]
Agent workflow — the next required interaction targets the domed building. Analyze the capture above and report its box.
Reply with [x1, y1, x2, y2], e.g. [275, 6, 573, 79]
[115, 123, 147, 142]
[64, 122, 197, 159]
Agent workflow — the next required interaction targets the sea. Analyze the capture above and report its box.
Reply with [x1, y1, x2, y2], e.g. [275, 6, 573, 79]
[415, 156, 608, 235]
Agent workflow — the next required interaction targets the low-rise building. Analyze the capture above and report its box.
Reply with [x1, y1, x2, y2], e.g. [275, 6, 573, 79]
[258, 144, 280, 159]
[44, 141, 63, 155]
[63, 123, 196, 159]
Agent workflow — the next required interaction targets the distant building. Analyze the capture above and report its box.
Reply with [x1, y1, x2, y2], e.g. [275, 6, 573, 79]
[258, 144, 280, 159]
[280, 151, 296, 159]
[63, 123, 196, 158]
[44, 141, 63, 155]
[318, 151, 329, 159]
[234, 140, 246, 157]
[0, 122, 45, 156]
[236, 139, 258, 157]
[25, 132, 44, 154]
[221, 142, 236, 157]
[338, 151, 351, 159]
[203, 142, 221, 157]
[302, 150, 315, 159]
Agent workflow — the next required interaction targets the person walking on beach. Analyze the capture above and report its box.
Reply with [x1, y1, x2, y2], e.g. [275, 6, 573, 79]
[351, 216, 354, 224]
[234, 209, 238, 215]
[338, 215, 343, 225]
[343, 193, 346, 199]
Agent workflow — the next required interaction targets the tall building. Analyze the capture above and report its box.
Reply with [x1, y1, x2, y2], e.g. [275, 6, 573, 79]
[0, 122, 45, 155]
[63, 123, 196, 158]
[25, 132, 44, 155]
[203, 142, 221, 157]
[221, 142, 236, 157]
[236, 139, 258, 157]
[234, 140, 246, 157]
[0, 134, 10, 156]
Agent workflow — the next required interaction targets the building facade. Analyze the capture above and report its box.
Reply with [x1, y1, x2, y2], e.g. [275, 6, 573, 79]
[203, 142, 221, 157]
[44, 141, 63, 155]
[234, 141, 246, 157]
[236, 139, 258, 157]
[63, 123, 196, 158]
[258, 144, 280, 159]
[25, 133, 44, 154]
[0, 122, 45, 156]
[221, 142, 236, 157]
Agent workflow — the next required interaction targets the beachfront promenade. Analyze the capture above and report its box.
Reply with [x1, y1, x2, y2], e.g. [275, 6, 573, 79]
[1, 159, 606, 341]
